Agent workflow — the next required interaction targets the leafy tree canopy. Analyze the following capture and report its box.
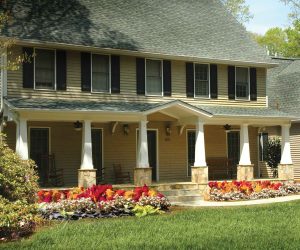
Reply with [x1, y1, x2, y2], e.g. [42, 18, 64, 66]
[221, 0, 253, 24]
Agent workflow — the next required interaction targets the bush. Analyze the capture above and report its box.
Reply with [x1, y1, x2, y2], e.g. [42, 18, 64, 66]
[0, 134, 40, 239]
[267, 137, 281, 177]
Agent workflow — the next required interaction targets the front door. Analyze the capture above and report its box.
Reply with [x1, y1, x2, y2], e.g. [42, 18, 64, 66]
[147, 130, 157, 181]
[187, 130, 195, 177]
[30, 128, 50, 185]
[227, 131, 240, 178]
[92, 129, 103, 182]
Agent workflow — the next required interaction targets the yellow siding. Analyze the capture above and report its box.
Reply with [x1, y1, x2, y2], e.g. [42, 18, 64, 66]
[291, 123, 300, 180]
[7, 45, 267, 107]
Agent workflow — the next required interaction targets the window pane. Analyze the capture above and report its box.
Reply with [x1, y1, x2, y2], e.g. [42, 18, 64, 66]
[236, 67, 249, 98]
[195, 64, 209, 97]
[35, 49, 55, 89]
[92, 54, 109, 92]
[146, 60, 162, 95]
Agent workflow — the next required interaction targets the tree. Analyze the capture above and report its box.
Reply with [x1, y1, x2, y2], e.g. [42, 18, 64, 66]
[281, 0, 300, 21]
[267, 137, 281, 178]
[221, 0, 253, 25]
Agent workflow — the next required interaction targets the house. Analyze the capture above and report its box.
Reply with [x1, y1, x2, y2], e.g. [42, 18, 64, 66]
[265, 57, 300, 180]
[0, 0, 295, 189]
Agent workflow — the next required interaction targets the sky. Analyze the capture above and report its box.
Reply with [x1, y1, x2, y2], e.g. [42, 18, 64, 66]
[245, 0, 293, 34]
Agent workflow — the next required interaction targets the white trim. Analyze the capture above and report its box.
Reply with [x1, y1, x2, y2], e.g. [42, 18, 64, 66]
[91, 53, 111, 94]
[136, 128, 159, 181]
[235, 66, 250, 101]
[33, 47, 57, 91]
[91, 127, 104, 179]
[186, 128, 195, 177]
[28, 126, 51, 157]
[145, 58, 163, 97]
[194, 63, 211, 99]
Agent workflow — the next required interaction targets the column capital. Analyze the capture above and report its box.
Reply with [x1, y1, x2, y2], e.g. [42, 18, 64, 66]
[281, 124, 291, 128]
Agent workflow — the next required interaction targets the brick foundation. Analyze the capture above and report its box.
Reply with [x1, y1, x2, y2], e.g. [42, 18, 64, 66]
[134, 168, 152, 186]
[237, 165, 254, 180]
[278, 164, 294, 181]
[78, 169, 96, 188]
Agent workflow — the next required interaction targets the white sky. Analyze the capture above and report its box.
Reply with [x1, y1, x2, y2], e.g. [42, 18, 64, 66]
[245, 0, 293, 34]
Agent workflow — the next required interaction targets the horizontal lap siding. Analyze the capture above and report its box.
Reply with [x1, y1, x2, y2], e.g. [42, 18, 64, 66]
[291, 124, 300, 180]
[7, 46, 266, 106]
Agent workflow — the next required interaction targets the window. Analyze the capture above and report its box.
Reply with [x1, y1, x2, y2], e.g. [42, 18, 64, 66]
[235, 67, 249, 99]
[146, 59, 162, 96]
[195, 64, 209, 97]
[92, 54, 110, 93]
[35, 49, 55, 89]
[259, 132, 268, 161]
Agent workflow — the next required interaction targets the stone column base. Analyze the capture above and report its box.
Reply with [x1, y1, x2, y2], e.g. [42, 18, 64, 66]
[134, 168, 152, 186]
[278, 164, 294, 181]
[78, 169, 97, 188]
[191, 166, 208, 184]
[237, 164, 254, 180]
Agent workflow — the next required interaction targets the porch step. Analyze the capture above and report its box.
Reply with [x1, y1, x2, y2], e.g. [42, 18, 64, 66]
[167, 195, 203, 203]
[155, 183, 199, 192]
[162, 189, 201, 196]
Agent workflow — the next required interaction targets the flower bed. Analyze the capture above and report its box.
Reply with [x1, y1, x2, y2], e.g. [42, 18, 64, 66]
[208, 181, 300, 201]
[37, 185, 170, 220]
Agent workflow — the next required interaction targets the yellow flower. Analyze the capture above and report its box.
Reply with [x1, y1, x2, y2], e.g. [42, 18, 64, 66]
[148, 189, 157, 197]
[124, 191, 134, 199]
[105, 189, 115, 198]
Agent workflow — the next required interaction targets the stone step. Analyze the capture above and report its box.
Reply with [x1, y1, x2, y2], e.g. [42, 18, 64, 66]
[155, 183, 199, 191]
[167, 195, 203, 203]
[161, 189, 201, 196]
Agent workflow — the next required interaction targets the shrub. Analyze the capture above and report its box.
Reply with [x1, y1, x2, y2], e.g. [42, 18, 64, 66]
[267, 137, 281, 177]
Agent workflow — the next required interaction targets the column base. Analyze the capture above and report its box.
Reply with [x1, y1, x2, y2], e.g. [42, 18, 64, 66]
[78, 169, 97, 188]
[237, 164, 254, 180]
[191, 166, 208, 184]
[134, 168, 152, 186]
[278, 164, 294, 181]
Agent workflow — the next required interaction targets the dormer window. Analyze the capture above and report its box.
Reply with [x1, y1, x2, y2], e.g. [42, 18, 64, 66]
[34, 49, 56, 90]
[235, 67, 250, 100]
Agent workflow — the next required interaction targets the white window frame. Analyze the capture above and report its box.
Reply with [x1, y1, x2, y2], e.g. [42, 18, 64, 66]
[91, 53, 111, 94]
[235, 66, 250, 101]
[194, 63, 210, 99]
[145, 58, 163, 97]
[33, 48, 57, 91]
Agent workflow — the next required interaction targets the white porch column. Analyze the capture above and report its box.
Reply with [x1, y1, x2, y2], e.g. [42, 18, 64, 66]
[239, 124, 251, 165]
[280, 124, 292, 165]
[80, 120, 94, 169]
[278, 124, 294, 181]
[15, 118, 28, 160]
[137, 120, 149, 168]
[194, 119, 206, 167]
[78, 120, 96, 187]
[134, 119, 151, 186]
[237, 124, 253, 180]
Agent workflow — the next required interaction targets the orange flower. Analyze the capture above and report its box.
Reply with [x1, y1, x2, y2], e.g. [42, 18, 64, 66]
[124, 190, 134, 199]
[148, 189, 157, 197]
[105, 189, 115, 198]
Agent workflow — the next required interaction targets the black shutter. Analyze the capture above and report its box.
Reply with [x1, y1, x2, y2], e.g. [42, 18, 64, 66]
[163, 60, 171, 96]
[186, 62, 194, 98]
[111, 55, 120, 93]
[210, 64, 218, 99]
[250, 67, 257, 101]
[56, 50, 67, 90]
[81, 52, 91, 91]
[22, 47, 34, 88]
[136, 58, 145, 95]
[228, 66, 235, 100]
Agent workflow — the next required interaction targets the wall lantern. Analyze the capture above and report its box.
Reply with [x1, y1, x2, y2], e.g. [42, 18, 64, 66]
[123, 124, 130, 135]
[2, 116, 8, 127]
[223, 124, 231, 131]
[73, 121, 82, 131]
[166, 124, 172, 136]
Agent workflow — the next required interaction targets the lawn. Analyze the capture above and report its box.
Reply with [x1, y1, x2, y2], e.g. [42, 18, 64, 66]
[1, 201, 300, 250]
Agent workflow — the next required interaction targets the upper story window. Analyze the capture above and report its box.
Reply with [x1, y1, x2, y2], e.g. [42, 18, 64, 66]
[92, 54, 110, 93]
[235, 67, 249, 100]
[34, 49, 56, 90]
[146, 59, 163, 96]
[194, 64, 210, 98]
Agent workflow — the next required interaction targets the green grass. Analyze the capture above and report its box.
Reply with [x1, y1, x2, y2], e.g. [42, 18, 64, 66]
[2, 201, 300, 250]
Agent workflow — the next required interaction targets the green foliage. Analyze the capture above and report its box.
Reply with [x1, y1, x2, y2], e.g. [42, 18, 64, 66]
[280, 0, 300, 21]
[267, 137, 281, 177]
[132, 205, 164, 218]
[221, 0, 253, 24]
[0, 135, 39, 203]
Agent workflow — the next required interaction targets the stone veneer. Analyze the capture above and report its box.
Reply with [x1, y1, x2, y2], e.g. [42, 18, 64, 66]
[237, 165, 254, 180]
[191, 166, 208, 184]
[134, 168, 152, 186]
[78, 169, 97, 187]
[278, 164, 294, 181]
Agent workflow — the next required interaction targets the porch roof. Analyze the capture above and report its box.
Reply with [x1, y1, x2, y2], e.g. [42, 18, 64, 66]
[5, 97, 294, 119]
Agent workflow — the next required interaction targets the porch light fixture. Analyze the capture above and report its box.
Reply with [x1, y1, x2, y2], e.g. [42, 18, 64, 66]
[166, 125, 171, 136]
[73, 121, 82, 131]
[2, 116, 8, 127]
[223, 124, 231, 131]
[123, 124, 130, 135]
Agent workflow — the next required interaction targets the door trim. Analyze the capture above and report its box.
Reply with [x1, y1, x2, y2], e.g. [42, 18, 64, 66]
[28, 127, 51, 157]
[186, 129, 195, 177]
[136, 128, 159, 182]
[91, 128, 104, 178]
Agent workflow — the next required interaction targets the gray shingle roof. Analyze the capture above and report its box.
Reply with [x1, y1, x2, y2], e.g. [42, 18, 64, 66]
[2, 0, 271, 64]
[267, 58, 300, 118]
[5, 97, 293, 119]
